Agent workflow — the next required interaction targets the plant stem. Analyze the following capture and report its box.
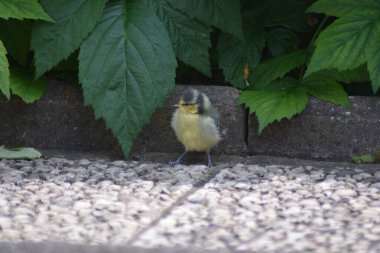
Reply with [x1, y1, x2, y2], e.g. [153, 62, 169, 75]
[299, 16, 329, 79]
[308, 16, 329, 50]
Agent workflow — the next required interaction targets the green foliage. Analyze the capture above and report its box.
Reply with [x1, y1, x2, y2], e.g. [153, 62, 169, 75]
[242, 0, 310, 56]
[10, 68, 47, 103]
[352, 153, 375, 164]
[1, 0, 378, 157]
[0, 0, 52, 21]
[243, 0, 310, 32]
[0, 0, 51, 100]
[328, 65, 370, 84]
[218, 29, 266, 89]
[0, 145, 41, 160]
[0, 40, 10, 99]
[239, 78, 309, 133]
[0, 19, 32, 66]
[301, 73, 350, 107]
[79, 0, 176, 156]
[153, 0, 211, 76]
[306, 0, 380, 92]
[308, 0, 380, 17]
[251, 50, 307, 89]
[31, 0, 107, 78]
[235, 0, 380, 132]
[169, 0, 244, 39]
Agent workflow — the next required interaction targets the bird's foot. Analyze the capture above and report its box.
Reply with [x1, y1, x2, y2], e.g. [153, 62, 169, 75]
[169, 151, 187, 167]
[169, 160, 180, 167]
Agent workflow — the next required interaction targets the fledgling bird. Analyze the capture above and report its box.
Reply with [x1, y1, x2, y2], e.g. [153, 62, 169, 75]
[170, 87, 221, 167]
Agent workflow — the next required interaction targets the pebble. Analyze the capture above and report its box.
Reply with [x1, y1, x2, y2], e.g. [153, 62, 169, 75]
[310, 170, 325, 181]
[73, 200, 92, 210]
[353, 173, 372, 181]
[13, 206, 35, 217]
[78, 159, 91, 166]
[0, 216, 13, 229]
[334, 188, 358, 198]
[374, 171, 380, 180]
[299, 198, 320, 208]
[233, 182, 251, 190]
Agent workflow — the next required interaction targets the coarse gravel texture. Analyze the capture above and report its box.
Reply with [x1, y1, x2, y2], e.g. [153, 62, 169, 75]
[1, 157, 380, 253]
[0, 158, 208, 245]
[134, 164, 380, 253]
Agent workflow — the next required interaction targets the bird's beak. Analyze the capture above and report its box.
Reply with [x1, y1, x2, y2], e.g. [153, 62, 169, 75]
[174, 104, 181, 107]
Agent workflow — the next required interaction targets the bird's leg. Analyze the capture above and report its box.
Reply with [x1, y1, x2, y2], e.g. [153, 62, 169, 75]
[169, 151, 187, 166]
[207, 151, 212, 168]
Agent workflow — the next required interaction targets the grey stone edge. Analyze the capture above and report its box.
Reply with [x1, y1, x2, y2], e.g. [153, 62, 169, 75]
[1, 79, 379, 162]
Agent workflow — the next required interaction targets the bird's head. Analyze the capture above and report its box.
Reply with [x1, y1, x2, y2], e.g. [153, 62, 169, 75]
[175, 88, 211, 115]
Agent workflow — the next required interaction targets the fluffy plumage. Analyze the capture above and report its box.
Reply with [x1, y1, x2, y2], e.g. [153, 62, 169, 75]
[170, 88, 221, 167]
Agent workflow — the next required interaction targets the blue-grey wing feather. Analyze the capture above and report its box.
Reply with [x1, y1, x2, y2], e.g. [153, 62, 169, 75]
[208, 105, 221, 129]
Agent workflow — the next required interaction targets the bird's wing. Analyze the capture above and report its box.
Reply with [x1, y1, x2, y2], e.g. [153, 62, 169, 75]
[208, 105, 228, 138]
[208, 105, 221, 129]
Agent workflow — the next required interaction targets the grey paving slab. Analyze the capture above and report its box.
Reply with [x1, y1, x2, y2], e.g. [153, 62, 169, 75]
[0, 158, 208, 245]
[134, 163, 380, 253]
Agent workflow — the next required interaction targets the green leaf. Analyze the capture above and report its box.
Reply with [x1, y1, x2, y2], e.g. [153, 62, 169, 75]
[308, 0, 380, 17]
[31, 0, 107, 78]
[154, 0, 211, 76]
[218, 29, 266, 89]
[9, 68, 47, 103]
[79, 0, 176, 158]
[244, 0, 310, 33]
[352, 153, 375, 164]
[238, 78, 309, 132]
[302, 73, 350, 107]
[306, 1, 380, 92]
[327, 65, 370, 84]
[306, 13, 380, 77]
[0, 0, 52, 21]
[169, 0, 243, 39]
[0, 146, 41, 160]
[266, 28, 299, 57]
[0, 40, 10, 99]
[252, 50, 307, 89]
[367, 35, 380, 93]
[0, 19, 32, 66]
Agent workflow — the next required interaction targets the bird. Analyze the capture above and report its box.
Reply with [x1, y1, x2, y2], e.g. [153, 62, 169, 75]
[170, 87, 221, 167]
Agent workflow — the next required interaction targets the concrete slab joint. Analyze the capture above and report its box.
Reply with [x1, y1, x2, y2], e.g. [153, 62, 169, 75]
[0, 79, 379, 162]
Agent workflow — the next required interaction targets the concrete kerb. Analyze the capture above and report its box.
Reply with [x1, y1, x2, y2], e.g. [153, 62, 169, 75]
[0, 79, 380, 162]
[248, 97, 380, 161]
[0, 79, 121, 154]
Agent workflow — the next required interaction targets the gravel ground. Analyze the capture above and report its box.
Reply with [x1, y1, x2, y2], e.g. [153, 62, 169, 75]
[134, 164, 380, 253]
[0, 158, 207, 245]
[1, 158, 380, 252]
